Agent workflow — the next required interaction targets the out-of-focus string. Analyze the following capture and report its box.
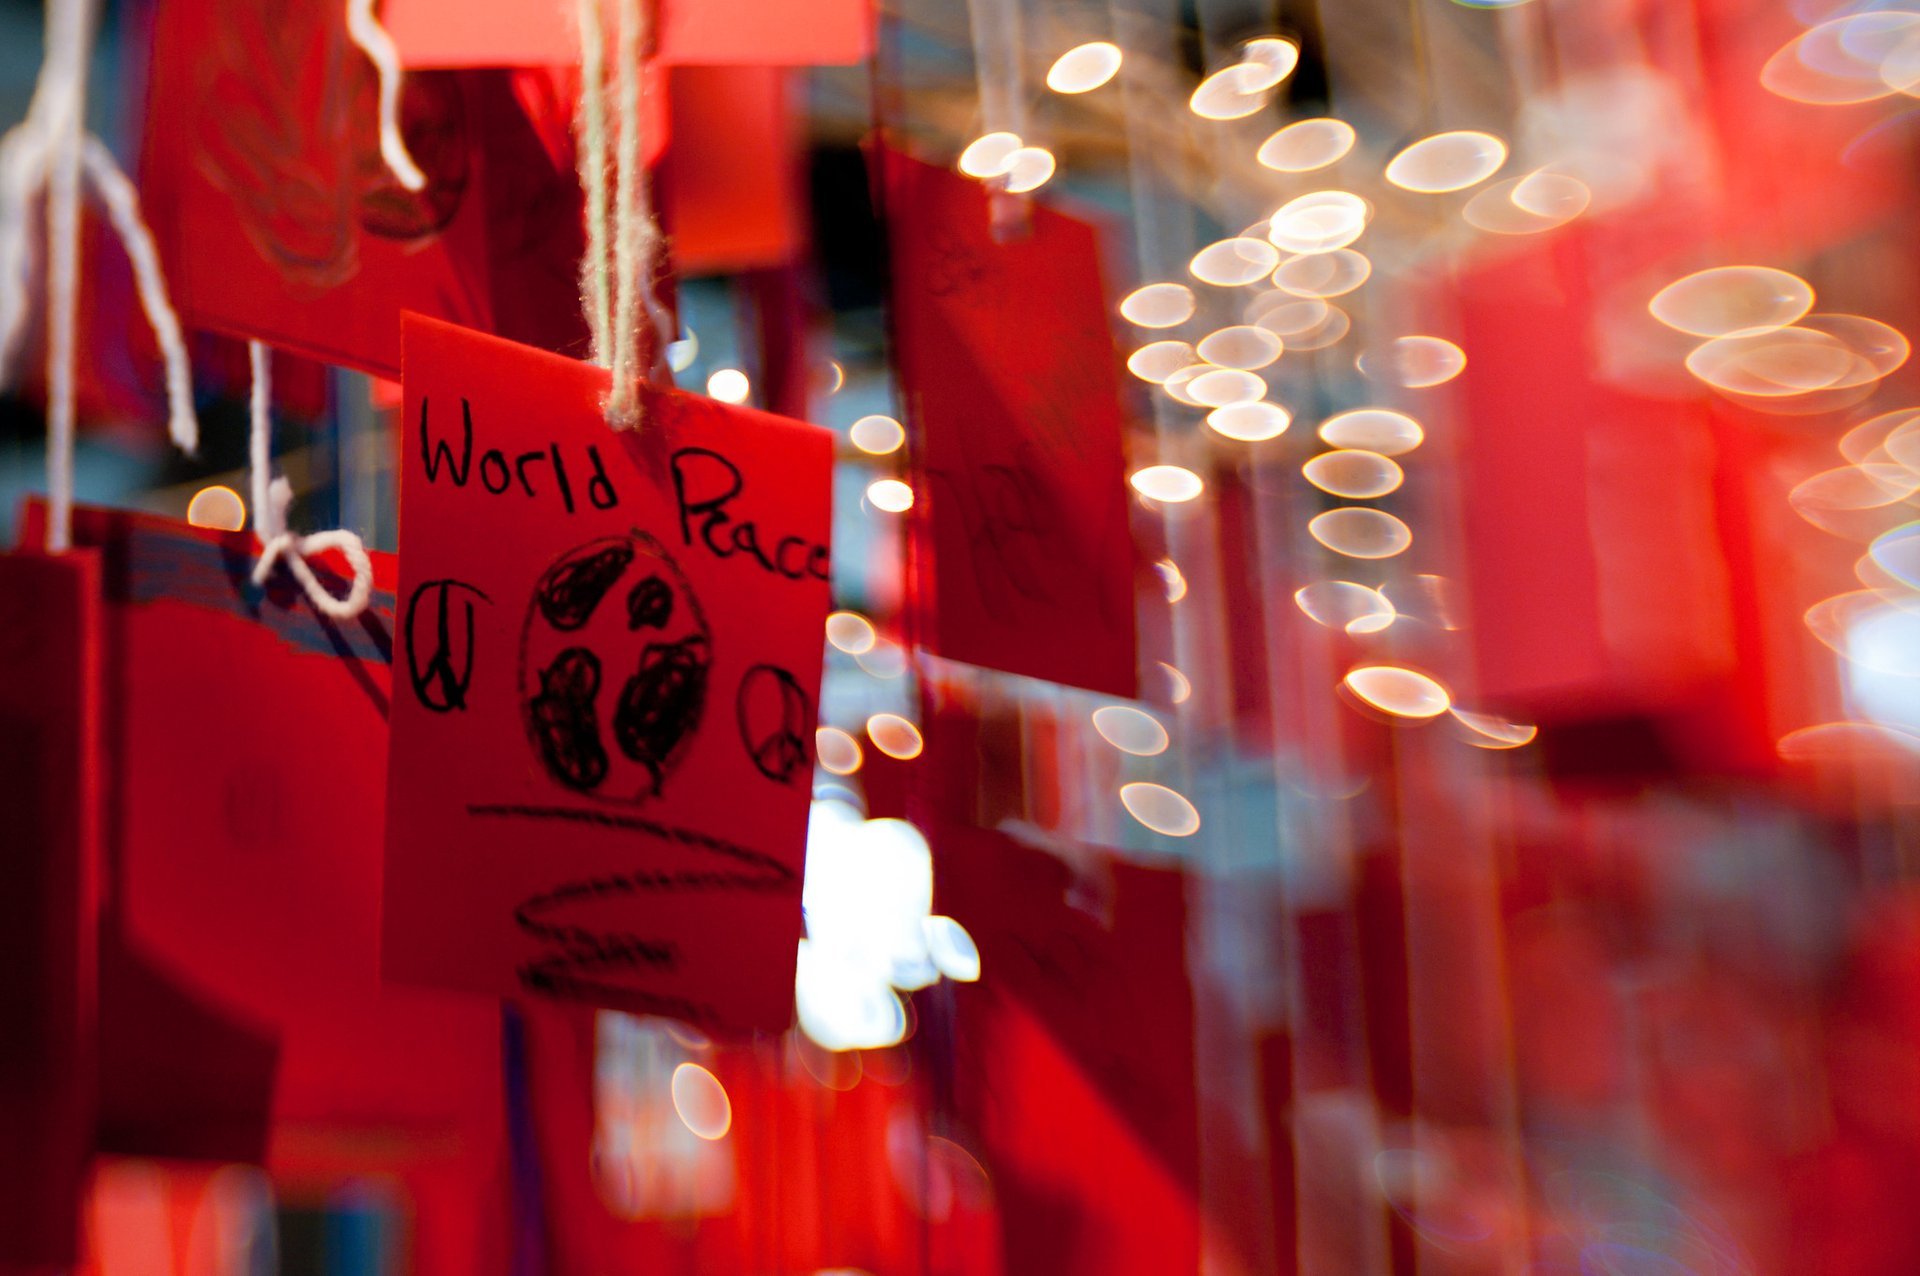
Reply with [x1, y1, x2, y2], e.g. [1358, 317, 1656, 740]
[247, 340, 373, 620]
[0, 0, 200, 552]
[345, 0, 429, 192]
[573, 0, 668, 427]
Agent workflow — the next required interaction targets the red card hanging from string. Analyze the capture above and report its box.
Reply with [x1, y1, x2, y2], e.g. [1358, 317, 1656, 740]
[15, 503, 511, 1272]
[383, 315, 833, 1032]
[137, 0, 651, 377]
[381, 0, 873, 69]
[0, 551, 99, 1270]
[883, 151, 1140, 700]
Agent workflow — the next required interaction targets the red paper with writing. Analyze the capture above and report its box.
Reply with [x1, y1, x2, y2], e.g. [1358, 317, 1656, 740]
[12, 502, 511, 1274]
[385, 315, 832, 1032]
[381, 0, 872, 69]
[138, 0, 602, 376]
[0, 551, 98, 1269]
[883, 151, 1139, 699]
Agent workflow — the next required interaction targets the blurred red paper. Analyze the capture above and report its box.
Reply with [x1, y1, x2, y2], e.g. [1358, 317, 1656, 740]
[659, 67, 801, 275]
[0, 550, 99, 1269]
[381, 0, 872, 69]
[883, 152, 1139, 699]
[138, 0, 598, 377]
[383, 315, 832, 1032]
[22, 502, 512, 1274]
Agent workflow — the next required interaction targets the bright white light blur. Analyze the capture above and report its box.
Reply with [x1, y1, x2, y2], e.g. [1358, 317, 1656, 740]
[1119, 782, 1201, 836]
[1384, 131, 1508, 193]
[1650, 266, 1815, 339]
[867, 713, 925, 760]
[1191, 237, 1280, 286]
[670, 1063, 732, 1140]
[1197, 325, 1284, 369]
[1257, 117, 1356, 172]
[825, 611, 877, 654]
[1092, 705, 1169, 755]
[707, 368, 750, 403]
[1309, 507, 1413, 558]
[1189, 368, 1266, 407]
[666, 330, 699, 372]
[1046, 41, 1122, 93]
[867, 479, 914, 513]
[1295, 580, 1396, 633]
[923, 916, 980, 981]
[850, 414, 905, 455]
[816, 726, 864, 775]
[1120, 283, 1197, 328]
[1268, 191, 1369, 254]
[1343, 665, 1450, 718]
[1359, 337, 1466, 388]
[1206, 401, 1291, 441]
[1128, 340, 1198, 383]
[958, 132, 1021, 178]
[1003, 146, 1056, 193]
[1156, 558, 1187, 602]
[1131, 465, 1205, 502]
[1318, 408, 1424, 455]
[1189, 62, 1272, 120]
[1239, 37, 1301, 89]
[1161, 661, 1192, 703]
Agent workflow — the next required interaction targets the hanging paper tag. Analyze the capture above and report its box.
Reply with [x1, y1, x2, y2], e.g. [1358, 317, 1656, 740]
[384, 315, 832, 1032]
[883, 151, 1142, 699]
[0, 550, 98, 1269]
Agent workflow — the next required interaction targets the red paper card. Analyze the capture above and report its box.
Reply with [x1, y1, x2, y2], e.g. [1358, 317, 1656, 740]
[883, 151, 1139, 699]
[139, 0, 599, 376]
[382, 0, 873, 69]
[384, 315, 833, 1032]
[0, 551, 99, 1269]
[19, 502, 512, 1273]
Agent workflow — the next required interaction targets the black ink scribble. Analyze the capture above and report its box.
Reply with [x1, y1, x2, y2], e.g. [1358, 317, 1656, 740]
[626, 574, 674, 629]
[612, 636, 710, 796]
[529, 647, 609, 791]
[487, 803, 799, 1023]
[535, 540, 634, 630]
[404, 578, 490, 712]
[735, 664, 811, 784]
[519, 531, 712, 802]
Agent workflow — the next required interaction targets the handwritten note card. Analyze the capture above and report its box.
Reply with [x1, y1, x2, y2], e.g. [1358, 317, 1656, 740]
[884, 151, 1139, 699]
[384, 316, 832, 1032]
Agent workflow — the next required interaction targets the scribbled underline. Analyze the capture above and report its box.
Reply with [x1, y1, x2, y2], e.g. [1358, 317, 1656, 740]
[466, 802, 798, 883]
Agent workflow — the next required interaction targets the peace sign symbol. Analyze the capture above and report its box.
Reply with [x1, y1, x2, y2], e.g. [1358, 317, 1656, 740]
[405, 578, 491, 712]
[735, 664, 811, 784]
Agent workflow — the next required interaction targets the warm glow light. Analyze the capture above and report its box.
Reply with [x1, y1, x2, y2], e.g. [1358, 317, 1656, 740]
[1650, 266, 1815, 338]
[1319, 408, 1424, 455]
[670, 1063, 732, 1140]
[1130, 465, 1205, 502]
[1161, 661, 1192, 703]
[1762, 13, 1920, 105]
[708, 368, 750, 403]
[1047, 41, 1123, 93]
[850, 414, 905, 455]
[1092, 705, 1170, 755]
[1239, 37, 1301, 89]
[1188, 368, 1266, 407]
[1295, 580, 1396, 633]
[1119, 782, 1201, 836]
[1249, 294, 1329, 335]
[1343, 665, 1450, 718]
[1157, 558, 1187, 602]
[1789, 464, 1920, 538]
[866, 713, 925, 760]
[1273, 249, 1371, 298]
[1257, 118, 1356, 172]
[666, 330, 699, 371]
[1160, 364, 1212, 406]
[825, 611, 878, 654]
[1462, 172, 1590, 235]
[1206, 401, 1292, 441]
[1263, 301, 1350, 350]
[1684, 326, 1878, 397]
[1450, 707, 1538, 748]
[1197, 325, 1284, 369]
[1384, 131, 1508, 193]
[1004, 146, 1056, 193]
[1843, 408, 1920, 464]
[1190, 62, 1272, 120]
[958, 132, 1021, 177]
[1359, 336, 1466, 388]
[867, 479, 914, 513]
[816, 726, 864, 775]
[1309, 507, 1413, 558]
[186, 484, 246, 531]
[1191, 237, 1281, 286]
[1120, 283, 1197, 328]
[1303, 449, 1405, 499]
[1128, 340, 1198, 383]
[855, 638, 909, 679]
[1870, 523, 1920, 589]
[1268, 191, 1370, 254]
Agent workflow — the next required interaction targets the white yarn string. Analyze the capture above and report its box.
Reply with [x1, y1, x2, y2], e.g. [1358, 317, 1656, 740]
[574, 0, 612, 366]
[247, 340, 374, 621]
[574, 0, 666, 427]
[0, 0, 201, 549]
[345, 0, 428, 192]
[42, 0, 88, 552]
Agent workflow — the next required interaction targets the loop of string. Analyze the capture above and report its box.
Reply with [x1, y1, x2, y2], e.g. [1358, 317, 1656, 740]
[0, 0, 199, 551]
[573, 0, 670, 428]
[345, 0, 428, 192]
[247, 340, 373, 621]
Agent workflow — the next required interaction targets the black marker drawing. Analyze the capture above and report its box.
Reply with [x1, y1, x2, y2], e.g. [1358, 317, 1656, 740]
[404, 578, 491, 712]
[520, 532, 712, 802]
[735, 664, 811, 784]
